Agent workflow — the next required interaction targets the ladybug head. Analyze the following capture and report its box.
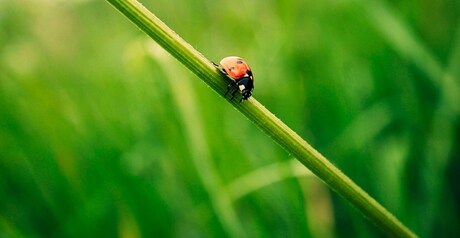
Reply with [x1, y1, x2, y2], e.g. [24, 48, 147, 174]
[241, 89, 252, 100]
[236, 76, 254, 101]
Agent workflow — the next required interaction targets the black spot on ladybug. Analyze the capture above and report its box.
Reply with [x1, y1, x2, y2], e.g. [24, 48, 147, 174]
[229, 66, 235, 70]
[236, 60, 243, 64]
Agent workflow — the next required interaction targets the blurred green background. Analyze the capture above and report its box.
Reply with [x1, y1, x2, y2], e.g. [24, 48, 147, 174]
[1, 0, 459, 237]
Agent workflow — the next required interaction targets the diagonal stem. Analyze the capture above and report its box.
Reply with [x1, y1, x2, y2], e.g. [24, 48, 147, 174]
[105, 0, 417, 237]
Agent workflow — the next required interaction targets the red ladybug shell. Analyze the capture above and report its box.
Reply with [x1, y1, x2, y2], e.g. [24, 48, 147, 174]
[219, 56, 254, 81]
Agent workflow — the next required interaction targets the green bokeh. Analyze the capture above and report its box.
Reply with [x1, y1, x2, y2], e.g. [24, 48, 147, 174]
[1, 0, 459, 237]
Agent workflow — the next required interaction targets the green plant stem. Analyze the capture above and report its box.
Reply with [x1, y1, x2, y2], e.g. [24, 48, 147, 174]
[106, 0, 417, 237]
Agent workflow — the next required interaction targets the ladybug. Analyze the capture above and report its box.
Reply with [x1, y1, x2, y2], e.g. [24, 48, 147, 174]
[218, 56, 254, 102]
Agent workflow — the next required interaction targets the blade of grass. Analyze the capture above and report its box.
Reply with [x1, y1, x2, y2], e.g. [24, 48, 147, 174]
[357, 0, 460, 109]
[227, 159, 313, 201]
[105, 0, 417, 237]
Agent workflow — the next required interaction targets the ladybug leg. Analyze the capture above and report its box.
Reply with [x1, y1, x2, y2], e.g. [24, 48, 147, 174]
[230, 87, 239, 100]
[224, 83, 233, 96]
[213, 62, 229, 75]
